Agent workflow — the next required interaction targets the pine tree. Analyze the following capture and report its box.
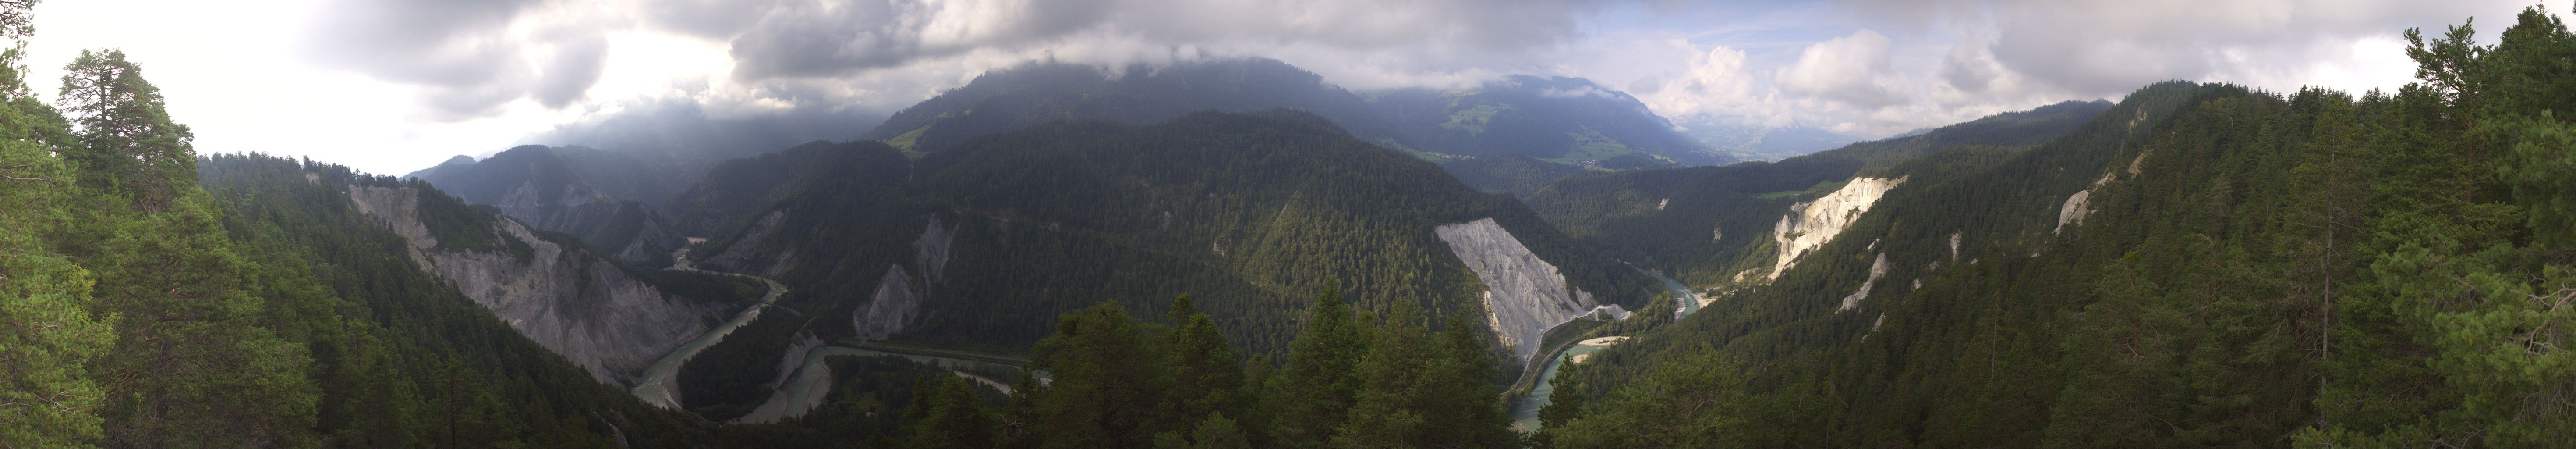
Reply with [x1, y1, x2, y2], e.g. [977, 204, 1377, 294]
[1264, 283, 1370, 449]
[0, 1, 112, 444]
[1154, 413, 1252, 449]
[1155, 294, 1244, 442]
[907, 375, 998, 449]
[1029, 302, 1161, 449]
[57, 49, 192, 212]
[1333, 304, 1513, 449]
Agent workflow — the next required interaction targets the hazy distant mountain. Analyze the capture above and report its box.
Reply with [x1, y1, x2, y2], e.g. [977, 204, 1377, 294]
[1673, 119, 1865, 162]
[1367, 76, 1727, 168]
[404, 145, 690, 265]
[851, 59, 1719, 196]
[859, 58, 1411, 154]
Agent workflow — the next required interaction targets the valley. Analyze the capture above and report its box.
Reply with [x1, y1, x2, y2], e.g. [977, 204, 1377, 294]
[8, 2, 2574, 448]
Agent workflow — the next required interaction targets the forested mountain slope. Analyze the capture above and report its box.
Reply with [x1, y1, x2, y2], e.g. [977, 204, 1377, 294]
[844, 57, 1721, 196]
[0, 39, 708, 446]
[662, 110, 1663, 420]
[1524, 99, 2111, 291]
[1533, 10, 2576, 446]
[859, 58, 1409, 154]
[1368, 75, 1728, 168]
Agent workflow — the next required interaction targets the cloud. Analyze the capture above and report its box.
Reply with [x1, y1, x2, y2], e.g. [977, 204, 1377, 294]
[1776, 29, 1903, 107]
[1624, 0, 2544, 139]
[640, 0, 784, 39]
[280, 0, 2550, 165]
[523, 93, 890, 158]
[1643, 43, 1780, 124]
[533, 36, 611, 108]
[1540, 85, 1615, 99]
[302, 0, 617, 120]
[1843, 0, 2529, 96]
[723, 0, 1611, 80]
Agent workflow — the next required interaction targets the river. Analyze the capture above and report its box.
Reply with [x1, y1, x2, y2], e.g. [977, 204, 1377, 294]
[1506, 267, 1702, 432]
[630, 249, 784, 410]
[635, 246, 1040, 422]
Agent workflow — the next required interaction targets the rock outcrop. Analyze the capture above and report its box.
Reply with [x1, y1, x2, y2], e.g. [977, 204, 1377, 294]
[855, 266, 919, 340]
[2056, 190, 2092, 235]
[349, 185, 738, 384]
[1772, 177, 1906, 280]
[1838, 253, 1890, 311]
[1435, 217, 1623, 365]
[852, 218, 958, 340]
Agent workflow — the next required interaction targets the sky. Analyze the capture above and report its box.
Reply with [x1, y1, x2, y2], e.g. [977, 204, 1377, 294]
[21, 0, 2562, 175]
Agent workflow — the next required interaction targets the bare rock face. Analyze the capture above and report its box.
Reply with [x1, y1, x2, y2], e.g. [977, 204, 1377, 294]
[1838, 253, 1890, 311]
[349, 185, 735, 385]
[2056, 190, 2093, 235]
[853, 218, 958, 340]
[913, 217, 955, 284]
[855, 266, 919, 340]
[1772, 177, 1906, 280]
[1434, 217, 1622, 365]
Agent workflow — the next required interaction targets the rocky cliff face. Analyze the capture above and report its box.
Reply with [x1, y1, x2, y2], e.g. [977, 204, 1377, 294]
[1435, 217, 1626, 365]
[348, 185, 738, 384]
[1772, 176, 1907, 279]
[851, 218, 957, 340]
[1837, 253, 1890, 311]
[495, 180, 689, 266]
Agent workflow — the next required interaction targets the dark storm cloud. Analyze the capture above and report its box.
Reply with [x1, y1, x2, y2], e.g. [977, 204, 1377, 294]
[521, 94, 892, 158]
[640, 0, 785, 39]
[304, 0, 613, 119]
[306, 0, 539, 86]
[532, 36, 610, 108]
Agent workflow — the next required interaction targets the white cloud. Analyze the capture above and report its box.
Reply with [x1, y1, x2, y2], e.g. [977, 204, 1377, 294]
[1642, 43, 1786, 126]
[1776, 29, 1903, 107]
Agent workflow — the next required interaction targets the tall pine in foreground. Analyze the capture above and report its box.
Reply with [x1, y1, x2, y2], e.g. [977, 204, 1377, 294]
[1263, 285, 1370, 449]
[2306, 6, 2576, 446]
[50, 48, 323, 448]
[0, 0, 113, 442]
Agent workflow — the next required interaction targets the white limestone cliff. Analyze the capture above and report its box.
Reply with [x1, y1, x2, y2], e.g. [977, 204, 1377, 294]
[1434, 218, 1623, 365]
[1772, 177, 1907, 280]
[348, 185, 734, 384]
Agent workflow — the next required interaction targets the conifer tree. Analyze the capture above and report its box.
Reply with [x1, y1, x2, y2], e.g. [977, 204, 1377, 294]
[57, 49, 191, 212]
[1156, 294, 1245, 443]
[1264, 283, 1370, 449]
[1333, 302, 1514, 449]
[0, 1, 113, 445]
[1029, 302, 1161, 449]
[907, 375, 999, 449]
